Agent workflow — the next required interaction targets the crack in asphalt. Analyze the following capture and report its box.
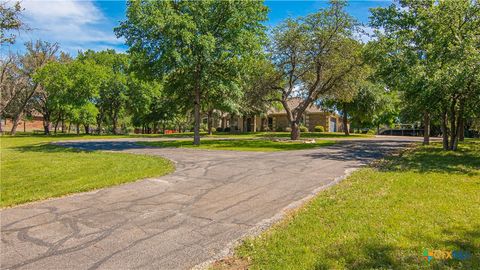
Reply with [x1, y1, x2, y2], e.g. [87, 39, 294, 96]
[1, 137, 419, 270]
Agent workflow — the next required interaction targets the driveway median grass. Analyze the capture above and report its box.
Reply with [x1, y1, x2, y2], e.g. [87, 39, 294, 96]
[140, 138, 336, 152]
[214, 139, 480, 269]
[1, 135, 174, 207]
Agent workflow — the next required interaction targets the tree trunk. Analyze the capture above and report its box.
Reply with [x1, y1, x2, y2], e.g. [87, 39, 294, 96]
[342, 109, 349, 136]
[423, 111, 430, 145]
[54, 120, 59, 134]
[441, 109, 449, 150]
[0, 116, 3, 134]
[207, 110, 213, 135]
[76, 123, 80, 135]
[252, 115, 257, 132]
[43, 113, 50, 135]
[452, 99, 465, 150]
[459, 118, 465, 142]
[10, 112, 22, 135]
[112, 116, 118, 135]
[290, 121, 300, 140]
[449, 99, 457, 150]
[376, 123, 380, 135]
[193, 80, 201, 145]
[96, 118, 102, 134]
[84, 124, 90, 135]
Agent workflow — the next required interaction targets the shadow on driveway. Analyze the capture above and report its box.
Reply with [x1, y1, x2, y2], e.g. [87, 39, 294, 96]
[303, 140, 414, 163]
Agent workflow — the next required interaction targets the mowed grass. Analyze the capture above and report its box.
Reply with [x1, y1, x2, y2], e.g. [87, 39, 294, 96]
[224, 140, 480, 269]
[1, 135, 174, 207]
[140, 139, 336, 152]
[135, 131, 370, 139]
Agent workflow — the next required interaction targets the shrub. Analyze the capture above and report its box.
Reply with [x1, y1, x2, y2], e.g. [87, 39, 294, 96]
[300, 125, 308, 132]
[224, 127, 231, 132]
[199, 128, 205, 132]
[285, 127, 292, 132]
[210, 127, 216, 133]
[216, 127, 223, 132]
[314, 126, 325, 132]
[275, 126, 284, 132]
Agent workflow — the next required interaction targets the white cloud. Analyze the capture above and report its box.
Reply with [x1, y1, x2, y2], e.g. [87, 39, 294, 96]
[16, 0, 123, 54]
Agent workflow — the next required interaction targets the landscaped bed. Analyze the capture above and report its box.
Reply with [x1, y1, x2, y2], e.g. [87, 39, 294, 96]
[214, 139, 480, 269]
[1, 135, 174, 207]
[139, 138, 337, 152]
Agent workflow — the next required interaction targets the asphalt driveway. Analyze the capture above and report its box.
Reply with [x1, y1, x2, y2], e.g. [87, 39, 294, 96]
[1, 137, 418, 269]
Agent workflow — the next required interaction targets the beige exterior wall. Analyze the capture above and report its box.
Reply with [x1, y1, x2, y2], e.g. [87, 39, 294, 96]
[307, 112, 329, 131]
[220, 111, 345, 133]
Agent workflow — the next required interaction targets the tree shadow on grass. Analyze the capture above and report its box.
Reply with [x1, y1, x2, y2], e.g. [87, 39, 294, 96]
[303, 140, 412, 163]
[313, 227, 480, 269]
[380, 141, 480, 175]
[314, 242, 401, 270]
[13, 141, 147, 153]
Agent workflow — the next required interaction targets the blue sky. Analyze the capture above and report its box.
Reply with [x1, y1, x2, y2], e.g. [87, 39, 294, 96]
[5, 0, 392, 55]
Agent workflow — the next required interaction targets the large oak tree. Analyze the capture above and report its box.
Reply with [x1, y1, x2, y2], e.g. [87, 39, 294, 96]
[266, 1, 364, 140]
[116, 0, 268, 145]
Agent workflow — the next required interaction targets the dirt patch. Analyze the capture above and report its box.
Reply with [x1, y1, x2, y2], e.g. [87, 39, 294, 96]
[210, 257, 251, 270]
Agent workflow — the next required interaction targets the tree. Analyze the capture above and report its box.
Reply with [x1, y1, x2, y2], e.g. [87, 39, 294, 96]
[0, 1, 24, 45]
[34, 58, 105, 134]
[116, 0, 268, 145]
[265, 1, 364, 140]
[5, 41, 59, 135]
[77, 50, 129, 134]
[370, 0, 480, 150]
[33, 61, 71, 134]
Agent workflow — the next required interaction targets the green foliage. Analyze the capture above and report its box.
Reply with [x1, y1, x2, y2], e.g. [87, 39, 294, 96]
[0, 1, 23, 44]
[77, 50, 130, 134]
[299, 125, 308, 132]
[116, 0, 268, 143]
[266, 1, 364, 139]
[369, 0, 480, 149]
[314, 126, 325, 132]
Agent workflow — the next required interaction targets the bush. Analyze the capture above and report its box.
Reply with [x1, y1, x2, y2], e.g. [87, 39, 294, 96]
[300, 125, 308, 132]
[314, 126, 325, 132]
[216, 127, 223, 132]
[275, 126, 284, 132]
[224, 127, 231, 132]
[210, 127, 216, 133]
[199, 128, 205, 132]
[285, 127, 292, 132]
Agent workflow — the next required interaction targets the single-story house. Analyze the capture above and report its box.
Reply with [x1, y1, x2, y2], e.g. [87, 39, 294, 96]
[216, 98, 346, 132]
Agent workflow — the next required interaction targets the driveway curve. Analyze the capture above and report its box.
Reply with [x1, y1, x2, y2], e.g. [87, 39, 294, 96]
[1, 136, 419, 270]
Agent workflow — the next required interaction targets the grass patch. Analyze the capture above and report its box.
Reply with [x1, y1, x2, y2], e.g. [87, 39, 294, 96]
[226, 140, 480, 269]
[1, 135, 174, 207]
[127, 131, 370, 139]
[140, 139, 336, 152]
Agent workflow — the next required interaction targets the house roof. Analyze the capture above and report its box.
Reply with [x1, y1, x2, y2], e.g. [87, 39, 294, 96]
[268, 98, 326, 114]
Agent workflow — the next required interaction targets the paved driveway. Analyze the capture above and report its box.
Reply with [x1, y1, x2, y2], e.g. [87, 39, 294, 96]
[1, 137, 418, 269]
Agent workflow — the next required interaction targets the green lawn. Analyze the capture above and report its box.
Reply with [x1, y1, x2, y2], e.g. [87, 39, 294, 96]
[218, 140, 480, 269]
[140, 138, 336, 152]
[1, 135, 174, 207]
[134, 131, 370, 139]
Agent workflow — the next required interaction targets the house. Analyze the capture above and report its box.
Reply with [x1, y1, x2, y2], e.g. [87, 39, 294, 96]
[216, 98, 346, 132]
